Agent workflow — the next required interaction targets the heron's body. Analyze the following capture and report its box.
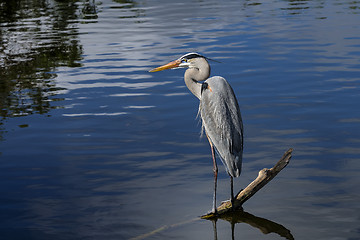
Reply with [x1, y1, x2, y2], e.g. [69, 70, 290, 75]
[149, 52, 243, 213]
[200, 76, 243, 178]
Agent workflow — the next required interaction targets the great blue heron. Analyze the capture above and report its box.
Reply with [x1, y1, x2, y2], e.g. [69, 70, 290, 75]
[149, 52, 243, 214]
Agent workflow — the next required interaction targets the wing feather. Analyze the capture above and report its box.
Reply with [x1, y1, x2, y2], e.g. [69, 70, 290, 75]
[200, 76, 243, 177]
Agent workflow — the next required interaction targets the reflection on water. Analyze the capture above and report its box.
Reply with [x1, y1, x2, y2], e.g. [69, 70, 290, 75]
[211, 210, 294, 240]
[1, 0, 360, 239]
[132, 209, 294, 240]
[0, 0, 84, 121]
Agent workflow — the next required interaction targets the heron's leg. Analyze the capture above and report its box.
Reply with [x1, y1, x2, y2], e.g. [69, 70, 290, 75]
[212, 219, 218, 240]
[210, 145, 218, 214]
[230, 176, 234, 210]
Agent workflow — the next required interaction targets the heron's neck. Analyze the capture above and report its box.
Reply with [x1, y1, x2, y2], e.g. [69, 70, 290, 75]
[184, 64, 210, 100]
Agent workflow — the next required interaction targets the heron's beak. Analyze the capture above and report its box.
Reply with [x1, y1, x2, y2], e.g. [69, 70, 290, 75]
[149, 59, 181, 72]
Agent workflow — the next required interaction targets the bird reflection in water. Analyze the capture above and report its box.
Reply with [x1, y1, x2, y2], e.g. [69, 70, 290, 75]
[209, 209, 294, 240]
[131, 208, 294, 240]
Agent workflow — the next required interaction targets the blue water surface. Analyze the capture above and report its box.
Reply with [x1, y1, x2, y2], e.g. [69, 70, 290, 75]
[1, 0, 360, 239]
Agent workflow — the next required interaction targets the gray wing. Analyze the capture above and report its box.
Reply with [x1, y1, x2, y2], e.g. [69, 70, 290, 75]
[200, 76, 243, 177]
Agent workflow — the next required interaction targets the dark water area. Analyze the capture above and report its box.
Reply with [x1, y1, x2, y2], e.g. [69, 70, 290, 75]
[1, 0, 360, 239]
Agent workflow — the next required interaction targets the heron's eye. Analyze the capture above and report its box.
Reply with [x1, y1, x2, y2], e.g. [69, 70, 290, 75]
[182, 59, 187, 63]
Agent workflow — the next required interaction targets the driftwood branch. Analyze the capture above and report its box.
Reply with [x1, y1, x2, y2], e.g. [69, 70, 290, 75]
[202, 148, 293, 219]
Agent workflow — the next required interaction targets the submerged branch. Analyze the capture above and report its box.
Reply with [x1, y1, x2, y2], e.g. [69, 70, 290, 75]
[202, 148, 293, 219]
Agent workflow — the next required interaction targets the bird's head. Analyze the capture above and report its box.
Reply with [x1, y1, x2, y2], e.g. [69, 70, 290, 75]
[149, 52, 207, 72]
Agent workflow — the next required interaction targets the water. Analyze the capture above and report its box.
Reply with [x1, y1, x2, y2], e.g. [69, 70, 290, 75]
[1, 0, 360, 239]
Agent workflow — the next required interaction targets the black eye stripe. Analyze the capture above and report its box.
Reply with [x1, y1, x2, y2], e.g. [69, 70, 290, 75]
[180, 52, 204, 60]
